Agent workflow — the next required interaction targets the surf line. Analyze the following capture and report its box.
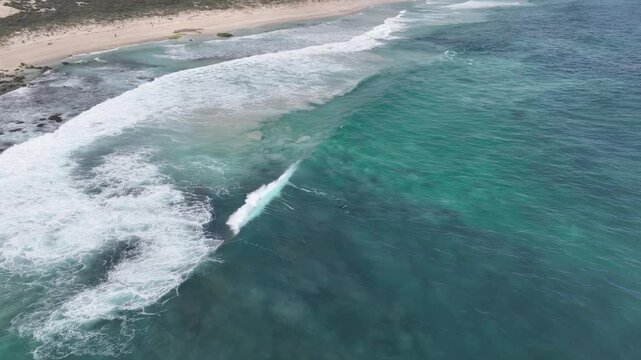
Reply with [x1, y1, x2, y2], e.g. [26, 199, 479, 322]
[226, 161, 300, 235]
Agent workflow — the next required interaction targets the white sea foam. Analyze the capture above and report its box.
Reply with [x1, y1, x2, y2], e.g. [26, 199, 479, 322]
[0, 10, 406, 269]
[162, 19, 362, 61]
[446, 0, 523, 9]
[13, 149, 217, 357]
[227, 162, 299, 235]
[0, 11, 407, 358]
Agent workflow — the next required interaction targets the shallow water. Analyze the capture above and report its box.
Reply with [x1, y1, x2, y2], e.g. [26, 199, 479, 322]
[1, 0, 641, 358]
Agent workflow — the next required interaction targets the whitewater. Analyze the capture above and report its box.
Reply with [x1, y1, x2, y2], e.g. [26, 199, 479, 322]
[0, 11, 408, 359]
[0, 1, 543, 357]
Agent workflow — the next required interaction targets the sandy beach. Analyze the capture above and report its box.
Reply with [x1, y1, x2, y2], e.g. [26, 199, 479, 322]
[0, 1, 19, 19]
[0, 0, 401, 72]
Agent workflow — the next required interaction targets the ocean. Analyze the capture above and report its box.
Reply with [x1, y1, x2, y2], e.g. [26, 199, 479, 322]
[1, 0, 641, 358]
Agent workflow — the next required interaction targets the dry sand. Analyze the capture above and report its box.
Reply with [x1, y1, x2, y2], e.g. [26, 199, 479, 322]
[0, 1, 20, 19]
[0, 0, 402, 72]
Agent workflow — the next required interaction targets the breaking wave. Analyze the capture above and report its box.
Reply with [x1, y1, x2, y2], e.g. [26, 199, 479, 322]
[446, 0, 524, 10]
[0, 11, 408, 359]
[227, 162, 299, 235]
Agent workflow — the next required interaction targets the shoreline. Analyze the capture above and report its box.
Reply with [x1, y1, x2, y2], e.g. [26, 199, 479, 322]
[0, 0, 402, 73]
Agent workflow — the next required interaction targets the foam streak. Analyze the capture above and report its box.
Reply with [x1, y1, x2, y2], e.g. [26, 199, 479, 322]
[227, 162, 299, 235]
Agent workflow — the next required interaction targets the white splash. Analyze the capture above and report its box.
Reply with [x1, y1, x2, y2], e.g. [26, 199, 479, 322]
[0, 9, 406, 273]
[227, 162, 299, 235]
[11, 149, 218, 358]
[0, 11, 407, 359]
[446, 0, 523, 9]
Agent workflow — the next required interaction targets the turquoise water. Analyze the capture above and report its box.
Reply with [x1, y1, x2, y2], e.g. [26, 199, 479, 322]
[1, 0, 641, 359]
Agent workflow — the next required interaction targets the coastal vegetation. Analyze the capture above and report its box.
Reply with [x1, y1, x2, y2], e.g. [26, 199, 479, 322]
[0, 0, 259, 93]
[0, 0, 294, 40]
[169, 27, 202, 39]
